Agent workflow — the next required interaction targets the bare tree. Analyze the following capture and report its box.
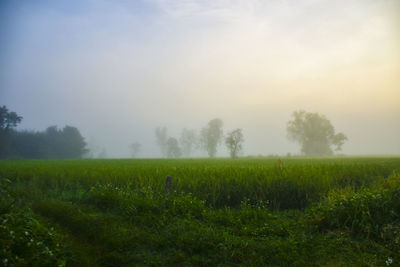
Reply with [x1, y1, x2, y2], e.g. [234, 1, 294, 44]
[225, 128, 244, 158]
[130, 142, 141, 158]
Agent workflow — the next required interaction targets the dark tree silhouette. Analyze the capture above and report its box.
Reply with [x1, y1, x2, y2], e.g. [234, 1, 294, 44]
[0, 106, 22, 158]
[0, 106, 22, 131]
[0, 106, 87, 159]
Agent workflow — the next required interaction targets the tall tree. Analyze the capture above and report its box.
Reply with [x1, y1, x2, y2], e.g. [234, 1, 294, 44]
[287, 110, 347, 156]
[43, 126, 63, 158]
[225, 128, 244, 158]
[0, 106, 22, 131]
[166, 137, 181, 158]
[179, 128, 198, 157]
[61, 126, 88, 158]
[155, 127, 168, 157]
[0, 106, 22, 158]
[200, 118, 223, 158]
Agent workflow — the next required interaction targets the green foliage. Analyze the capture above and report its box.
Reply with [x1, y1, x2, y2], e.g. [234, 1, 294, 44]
[0, 105, 88, 159]
[1, 157, 398, 209]
[0, 106, 22, 159]
[0, 178, 68, 267]
[1, 125, 87, 159]
[0, 106, 22, 131]
[310, 173, 400, 243]
[0, 178, 15, 214]
[0, 157, 399, 266]
[0, 208, 68, 267]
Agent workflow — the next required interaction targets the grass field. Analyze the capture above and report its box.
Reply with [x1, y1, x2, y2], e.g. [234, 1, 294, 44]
[1, 157, 399, 266]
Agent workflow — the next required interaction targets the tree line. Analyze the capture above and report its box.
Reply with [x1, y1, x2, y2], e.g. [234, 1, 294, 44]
[150, 111, 347, 158]
[0, 106, 87, 159]
[1, 105, 348, 159]
[152, 118, 245, 158]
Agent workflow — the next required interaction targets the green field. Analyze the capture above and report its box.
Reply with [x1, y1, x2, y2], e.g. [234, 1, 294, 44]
[1, 157, 399, 266]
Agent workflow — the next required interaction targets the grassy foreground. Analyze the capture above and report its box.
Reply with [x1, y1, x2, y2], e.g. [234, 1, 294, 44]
[1, 157, 399, 266]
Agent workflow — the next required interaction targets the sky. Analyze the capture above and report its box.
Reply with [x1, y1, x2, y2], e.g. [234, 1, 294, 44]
[1, 0, 399, 157]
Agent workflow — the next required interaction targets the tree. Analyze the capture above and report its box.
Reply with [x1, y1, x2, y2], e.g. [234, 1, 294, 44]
[200, 118, 223, 158]
[179, 128, 198, 157]
[41, 125, 87, 158]
[60, 126, 88, 158]
[130, 142, 141, 158]
[1, 124, 87, 159]
[331, 132, 347, 152]
[286, 110, 347, 156]
[0, 106, 22, 131]
[166, 137, 181, 158]
[0, 106, 88, 159]
[155, 126, 168, 157]
[0, 106, 22, 158]
[225, 128, 244, 158]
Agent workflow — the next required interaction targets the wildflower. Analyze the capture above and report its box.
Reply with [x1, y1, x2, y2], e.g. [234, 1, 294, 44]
[24, 231, 29, 236]
[386, 257, 393, 265]
[3, 258, 8, 265]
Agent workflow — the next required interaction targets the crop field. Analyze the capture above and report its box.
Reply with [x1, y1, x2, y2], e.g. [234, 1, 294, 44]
[1, 157, 399, 266]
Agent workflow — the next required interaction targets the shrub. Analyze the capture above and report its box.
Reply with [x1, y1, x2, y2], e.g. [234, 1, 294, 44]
[309, 172, 400, 241]
[0, 178, 68, 266]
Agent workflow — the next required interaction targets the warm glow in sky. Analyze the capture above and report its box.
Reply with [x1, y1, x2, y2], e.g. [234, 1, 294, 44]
[1, 0, 399, 157]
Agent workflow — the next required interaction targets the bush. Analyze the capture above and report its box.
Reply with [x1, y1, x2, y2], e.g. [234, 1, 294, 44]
[309, 173, 400, 241]
[0, 178, 68, 266]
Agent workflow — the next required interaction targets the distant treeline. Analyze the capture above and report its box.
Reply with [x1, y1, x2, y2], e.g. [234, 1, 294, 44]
[0, 106, 87, 159]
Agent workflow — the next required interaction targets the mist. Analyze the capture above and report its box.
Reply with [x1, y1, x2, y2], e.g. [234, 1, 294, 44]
[1, 0, 399, 158]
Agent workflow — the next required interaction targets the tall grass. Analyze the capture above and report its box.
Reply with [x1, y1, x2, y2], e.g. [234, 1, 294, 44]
[1, 157, 399, 266]
[1, 157, 398, 209]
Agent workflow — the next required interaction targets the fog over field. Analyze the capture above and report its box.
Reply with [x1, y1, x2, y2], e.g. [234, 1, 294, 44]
[1, 0, 399, 157]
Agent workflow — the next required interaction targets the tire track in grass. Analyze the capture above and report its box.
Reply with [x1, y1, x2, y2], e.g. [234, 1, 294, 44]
[31, 212, 99, 266]
[31, 200, 158, 266]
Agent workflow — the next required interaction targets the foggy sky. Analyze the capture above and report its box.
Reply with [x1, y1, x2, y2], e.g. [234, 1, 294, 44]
[1, 0, 399, 157]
